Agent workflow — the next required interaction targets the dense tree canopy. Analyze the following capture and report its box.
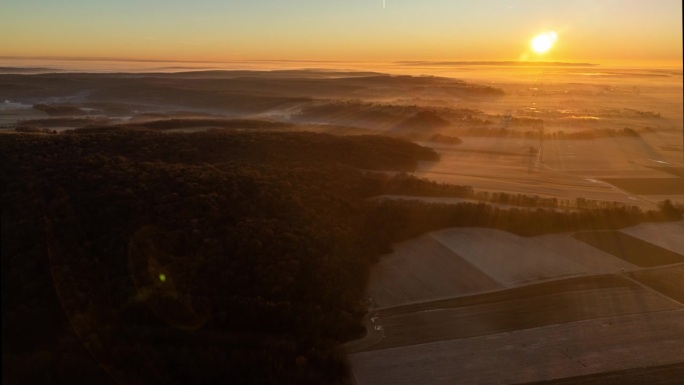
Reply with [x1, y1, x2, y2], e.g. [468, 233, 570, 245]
[1, 130, 438, 385]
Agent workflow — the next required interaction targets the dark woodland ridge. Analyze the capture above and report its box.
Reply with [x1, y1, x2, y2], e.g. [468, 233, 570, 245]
[1, 129, 680, 385]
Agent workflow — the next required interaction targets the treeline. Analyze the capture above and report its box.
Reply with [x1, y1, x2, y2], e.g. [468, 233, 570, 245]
[17, 116, 113, 129]
[456, 126, 643, 139]
[541, 127, 640, 139]
[293, 100, 485, 128]
[53, 129, 440, 171]
[598, 108, 661, 119]
[512, 107, 662, 120]
[363, 199, 680, 249]
[112, 118, 293, 131]
[365, 173, 653, 210]
[428, 133, 463, 144]
[17, 117, 291, 132]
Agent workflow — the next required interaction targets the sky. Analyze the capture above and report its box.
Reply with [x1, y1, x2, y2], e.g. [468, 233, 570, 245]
[1, 0, 682, 66]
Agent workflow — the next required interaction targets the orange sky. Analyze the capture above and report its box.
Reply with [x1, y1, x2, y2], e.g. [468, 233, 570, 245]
[1, 0, 681, 66]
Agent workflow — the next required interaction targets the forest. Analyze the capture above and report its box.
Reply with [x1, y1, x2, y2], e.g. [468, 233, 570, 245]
[1, 129, 680, 385]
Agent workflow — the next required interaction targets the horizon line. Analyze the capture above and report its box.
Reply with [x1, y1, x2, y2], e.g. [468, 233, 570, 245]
[397, 60, 599, 67]
[0, 56, 360, 64]
[1, 56, 601, 65]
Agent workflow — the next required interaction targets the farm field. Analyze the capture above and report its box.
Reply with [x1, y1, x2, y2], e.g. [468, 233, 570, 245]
[516, 363, 684, 385]
[349, 310, 684, 385]
[367, 234, 503, 308]
[619, 220, 684, 254]
[375, 274, 641, 317]
[364, 275, 678, 350]
[413, 133, 684, 211]
[599, 178, 684, 195]
[2, 55, 682, 385]
[430, 228, 636, 286]
[353, 222, 684, 385]
[649, 167, 684, 177]
[414, 155, 648, 210]
[368, 228, 638, 308]
[627, 265, 684, 304]
[573, 230, 684, 267]
[1, 0, 682, 381]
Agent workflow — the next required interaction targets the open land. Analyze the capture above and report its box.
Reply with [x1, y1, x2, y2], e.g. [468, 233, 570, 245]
[349, 310, 684, 385]
[627, 265, 684, 304]
[2, 66, 681, 210]
[348, 68, 683, 385]
[573, 231, 684, 267]
[367, 229, 638, 308]
[620, 221, 684, 254]
[352, 225, 684, 384]
[2, 65, 682, 384]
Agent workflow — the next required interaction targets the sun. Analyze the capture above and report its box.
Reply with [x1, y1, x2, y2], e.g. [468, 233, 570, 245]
[530, 31, 558, 54]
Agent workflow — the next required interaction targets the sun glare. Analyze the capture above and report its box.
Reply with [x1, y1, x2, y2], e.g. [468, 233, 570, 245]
[531, 31, 558, 54]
